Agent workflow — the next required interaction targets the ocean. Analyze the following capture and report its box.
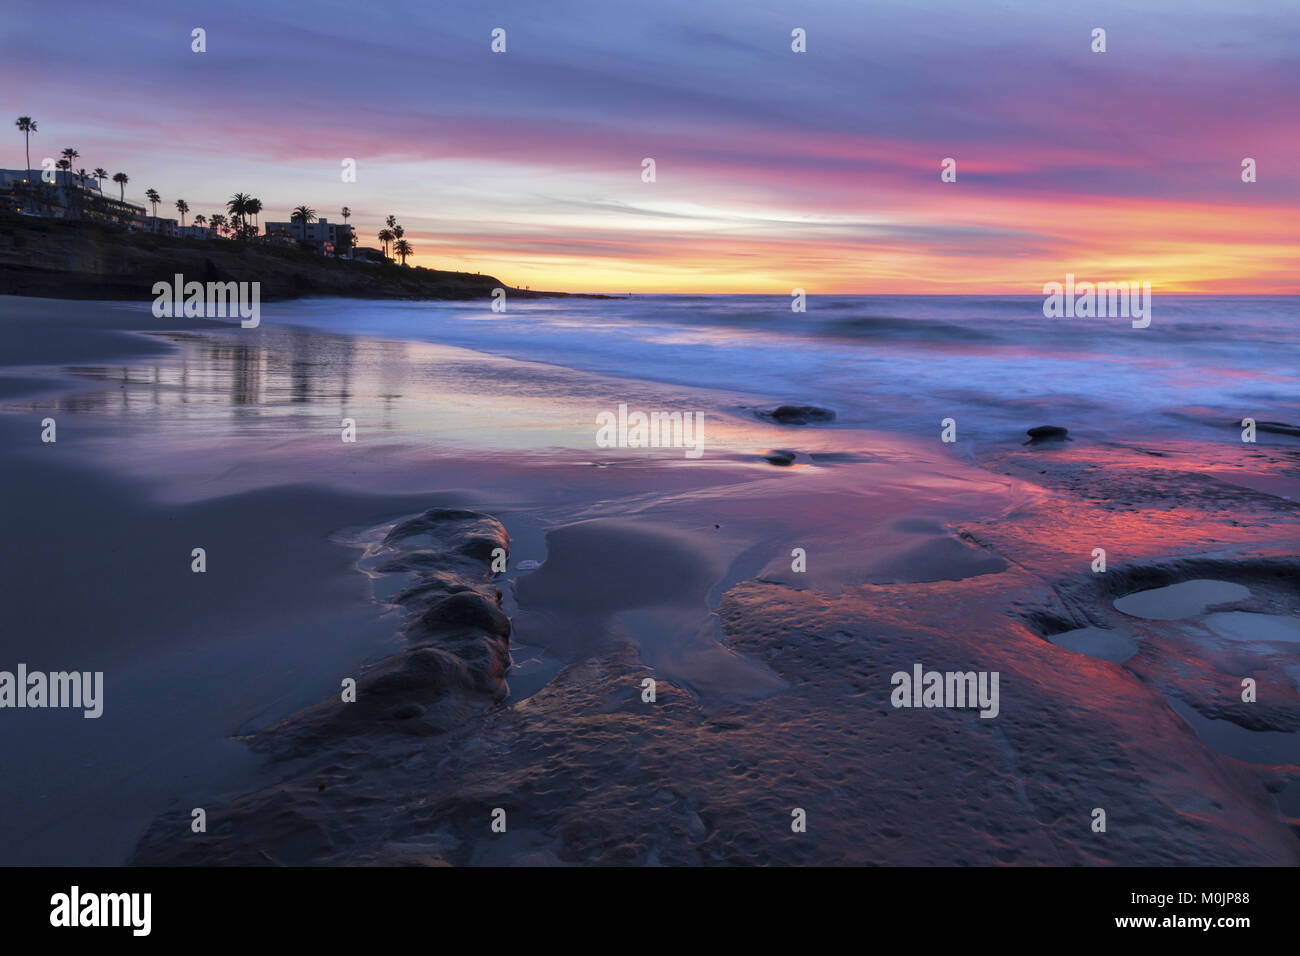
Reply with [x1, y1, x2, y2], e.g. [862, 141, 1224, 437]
[265, 294, 1300, 443]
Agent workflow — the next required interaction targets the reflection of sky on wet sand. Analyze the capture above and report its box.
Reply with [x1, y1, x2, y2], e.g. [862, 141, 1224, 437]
[36, 326, 693, 445]
[5, 325, 965, 502]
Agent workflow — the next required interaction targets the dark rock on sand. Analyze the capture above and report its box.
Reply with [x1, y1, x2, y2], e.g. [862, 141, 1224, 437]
[763, 449, 797, 466]
[756, 404, 836, 426]
[1025, 425, 1069, 445]
[385, 508, 502, 545]
[239, 508, 512, 756]
[421, 591, 511, 637]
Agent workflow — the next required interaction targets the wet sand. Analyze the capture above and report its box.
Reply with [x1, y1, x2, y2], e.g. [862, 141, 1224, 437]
[2, 295, 1298, 865]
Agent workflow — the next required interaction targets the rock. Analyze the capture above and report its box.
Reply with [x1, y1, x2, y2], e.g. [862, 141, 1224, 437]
[1025, 425, 1069, 444]
[385, 508, 506, 546]
[420, 591, 511, 638]
[241, 507, 512, 757]
[763, 449, 797, 466]
[756, 404, 836, 426]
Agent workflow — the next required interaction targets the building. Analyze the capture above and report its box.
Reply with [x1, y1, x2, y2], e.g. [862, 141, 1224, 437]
[263, 218, 355, 256]
[133, 215, 179, 237]
[0, 169, 145, 225]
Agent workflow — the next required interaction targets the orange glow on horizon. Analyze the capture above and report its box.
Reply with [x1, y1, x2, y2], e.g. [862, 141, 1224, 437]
[404, 191, 1300, 295]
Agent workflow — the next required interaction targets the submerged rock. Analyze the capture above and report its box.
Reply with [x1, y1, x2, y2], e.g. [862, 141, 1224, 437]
[756, 404, 836, 426]
[1025, 425, 1069, 444]
[763, 449, 798, 466]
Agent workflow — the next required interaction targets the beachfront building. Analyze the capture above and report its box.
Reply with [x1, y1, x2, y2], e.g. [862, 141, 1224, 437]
[176, 223, 214, 240]
[350, 246, 388, 264]
[132, 214, 180, 237]
[264, 218, 355, 256]
[0, 169, 145, 225]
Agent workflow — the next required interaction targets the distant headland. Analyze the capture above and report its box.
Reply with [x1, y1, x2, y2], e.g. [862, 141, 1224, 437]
[0, 212, 598, 302]
[2, 115, 597, 301]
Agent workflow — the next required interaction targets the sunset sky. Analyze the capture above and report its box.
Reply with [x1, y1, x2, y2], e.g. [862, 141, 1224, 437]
[4, 0, 1297, 293]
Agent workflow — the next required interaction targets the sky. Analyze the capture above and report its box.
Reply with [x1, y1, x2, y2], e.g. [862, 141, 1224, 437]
[3, 0, 1298, 293]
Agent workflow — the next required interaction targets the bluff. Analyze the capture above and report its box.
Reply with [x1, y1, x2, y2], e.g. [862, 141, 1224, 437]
[0, 214, 579, 301]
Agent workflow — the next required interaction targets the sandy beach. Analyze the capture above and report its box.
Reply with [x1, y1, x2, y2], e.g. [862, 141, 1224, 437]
[1, 294, 1297, 866]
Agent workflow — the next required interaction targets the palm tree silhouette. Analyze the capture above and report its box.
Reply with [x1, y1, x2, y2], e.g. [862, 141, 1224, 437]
[112, 172, 128, 202]
[60, 148, 79, 187]
[385, 214, 397, 231]
[194, 214, 207, 229]
[291, 204, 317, 243]
[377, 228, 393, 259]
[76, 168, 89, 188]
[175, 199, 189, 227]
[93, 167, 108, 191]
[15, 117, 37, 173]
[145, 188, 161, 217]
[209, 213, 227, 236]
[227, 193, 251, 236]
[338, 207, 353, 256]
[246, 197, 263, 233]
[393, 238, 413, 265]
[55, 159, 70, 185]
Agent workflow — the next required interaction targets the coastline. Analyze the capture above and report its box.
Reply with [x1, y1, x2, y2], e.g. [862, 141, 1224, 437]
[0, 215, 604, 302]
[1, 296, 1297, 866]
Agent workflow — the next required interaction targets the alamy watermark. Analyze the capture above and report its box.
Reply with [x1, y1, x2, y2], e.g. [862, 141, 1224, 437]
[890, 663, 999, 718]
[152, 273, 260, 328]
[0, 664, 103, 718]
[596, 403, 705, 459]
[1042, 274, 1150, 328]
[50, 886, 150, 936]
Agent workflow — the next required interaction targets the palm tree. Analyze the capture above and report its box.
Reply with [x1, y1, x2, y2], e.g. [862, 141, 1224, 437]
[227, 193, 251, 234]
[175, 199, 189, 227]
[209, 213, 227, 236]
[55, 159, 71, 185]
[338, 207, 354, 256]
[15, 117, 36, 173]
[246, 197, 262, 233]
[385, 214, 397, 230]
[112, 172, 128, 202]
[60, 148, 79, 187]
[393, 224, 405, 246]
[194, 214, 207, 229]
[145, 188, 161, 217]
[93, 167, 108, 191]
[291, 204, 317, 242]
[377, 228, 393, 258]
[393, 238, 413, 265]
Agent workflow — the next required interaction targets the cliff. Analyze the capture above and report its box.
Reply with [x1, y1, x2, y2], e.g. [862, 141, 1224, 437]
[0, 214, 583, 301]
